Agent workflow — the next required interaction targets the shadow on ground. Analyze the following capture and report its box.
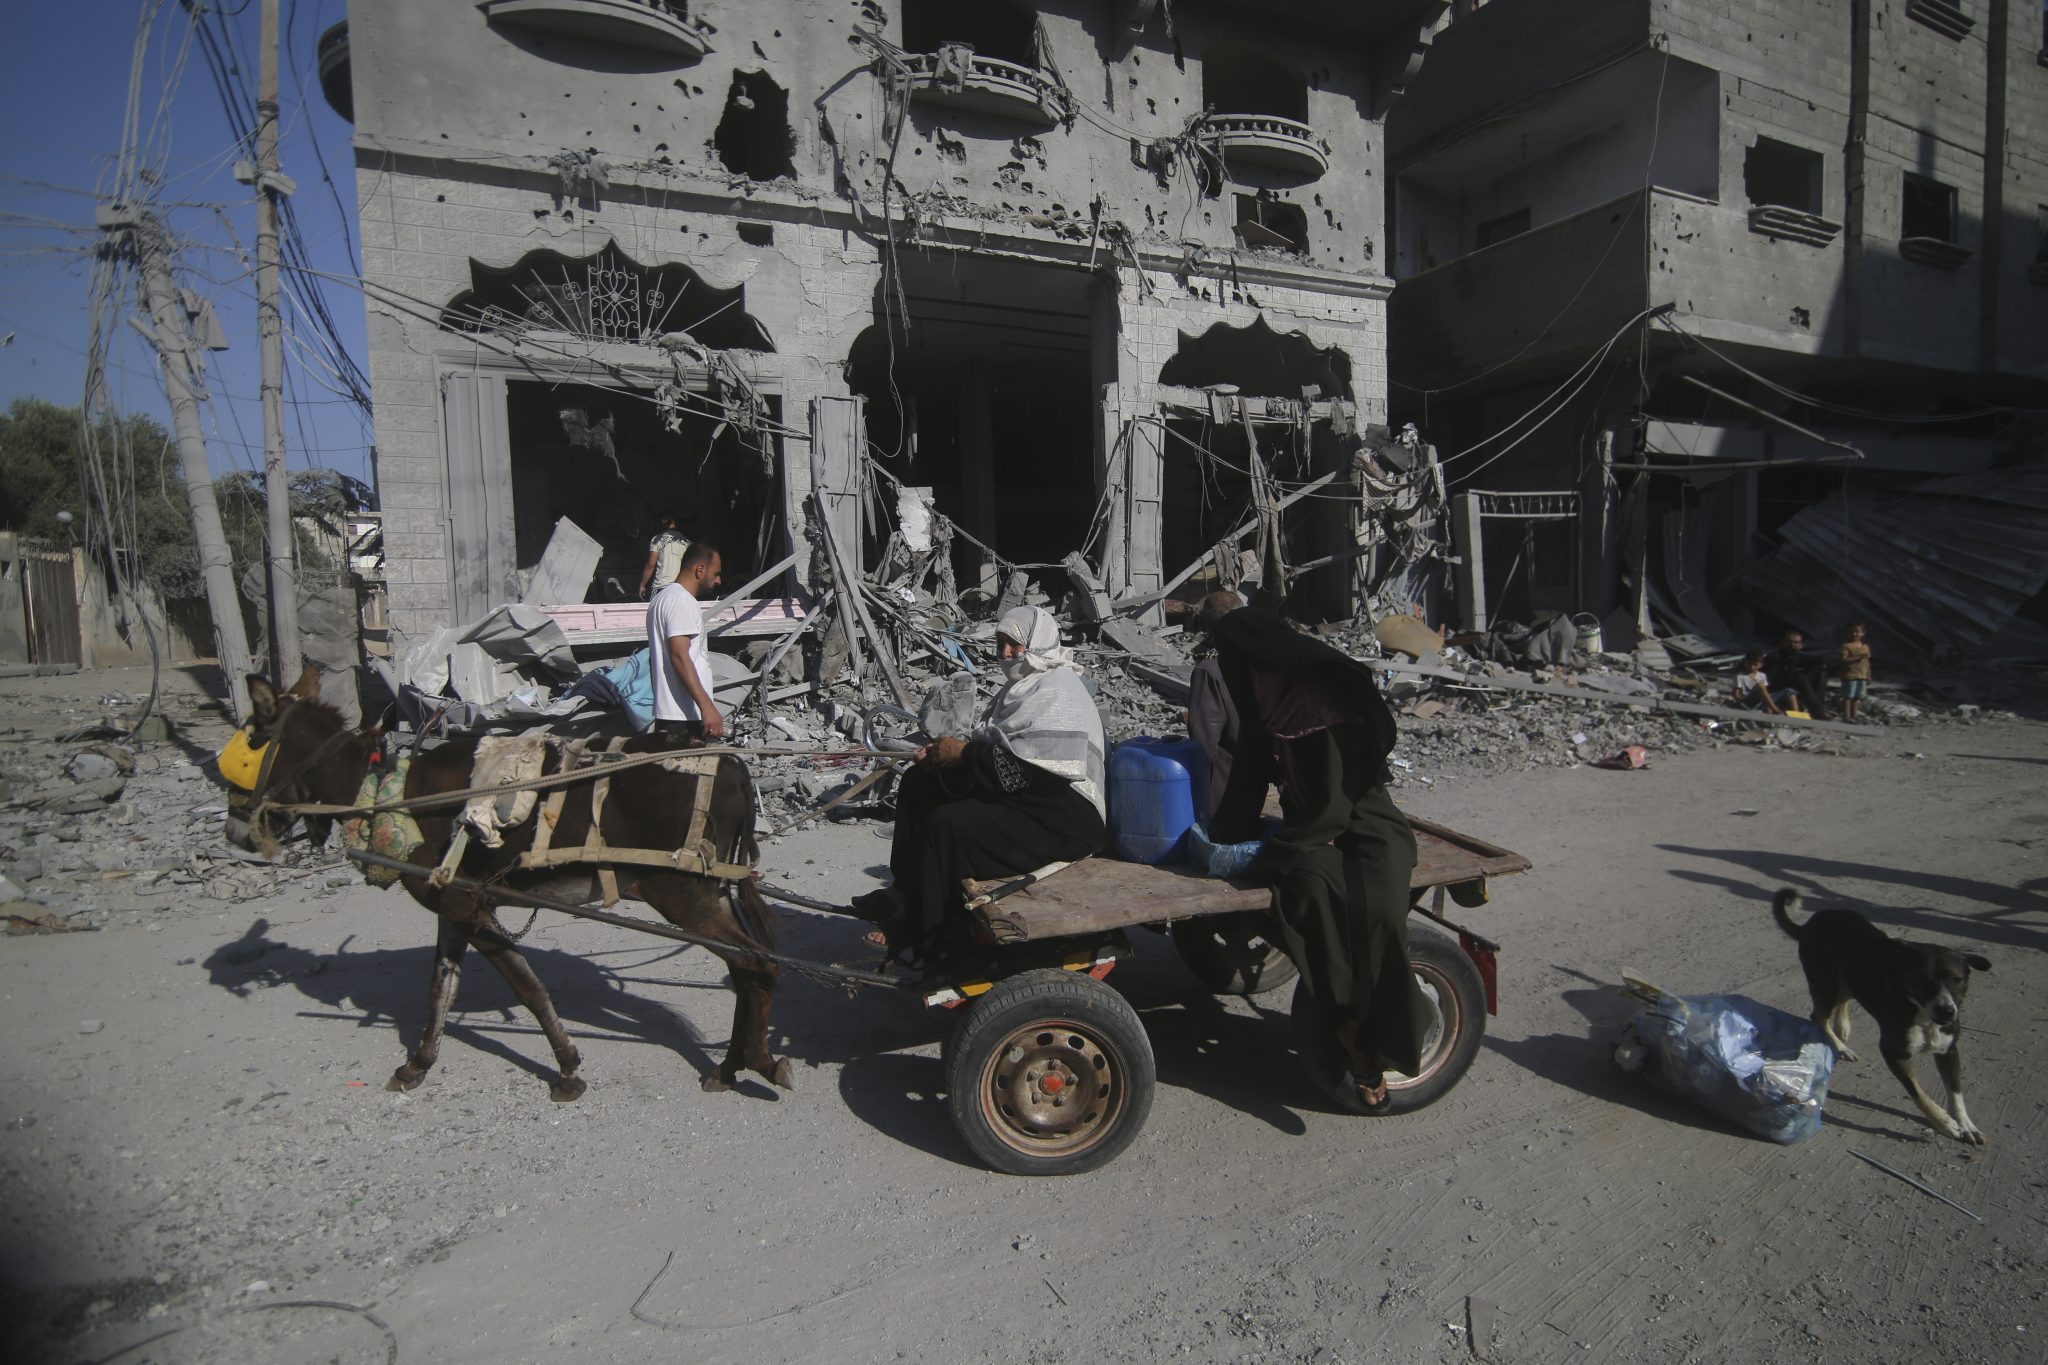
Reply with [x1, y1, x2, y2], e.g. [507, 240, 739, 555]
[1658, 849, 2048, 952]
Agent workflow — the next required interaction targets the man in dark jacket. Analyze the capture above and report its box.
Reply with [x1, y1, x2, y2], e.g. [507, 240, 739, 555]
[1196, 601, 1431, 1110]
[1764, 629, 1830, 717]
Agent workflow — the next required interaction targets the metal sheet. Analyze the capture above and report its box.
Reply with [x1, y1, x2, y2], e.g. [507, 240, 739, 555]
[1740, 467, 2048, 661]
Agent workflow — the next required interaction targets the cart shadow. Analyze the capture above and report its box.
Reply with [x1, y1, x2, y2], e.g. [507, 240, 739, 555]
[202, 916, 735, 1092]
[1482, 986, 1745, 1139]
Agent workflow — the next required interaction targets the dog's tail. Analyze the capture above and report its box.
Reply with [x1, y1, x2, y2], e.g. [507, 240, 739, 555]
[1771, 887, 1805, 940]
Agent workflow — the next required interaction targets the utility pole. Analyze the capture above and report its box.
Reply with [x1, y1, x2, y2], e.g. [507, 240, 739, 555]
[247, 0, 301, 680]
[110, 206, 256, 719]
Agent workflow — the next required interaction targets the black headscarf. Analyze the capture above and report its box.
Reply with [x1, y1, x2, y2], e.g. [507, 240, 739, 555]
[1207, 608, 1397, 841]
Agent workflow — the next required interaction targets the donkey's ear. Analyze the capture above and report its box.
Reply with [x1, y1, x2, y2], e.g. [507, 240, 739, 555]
[1966, 953, 1991, 973]
[247, 675, 280, 726]
[286, 662, 323, 700]
[362, 703, 399, 739]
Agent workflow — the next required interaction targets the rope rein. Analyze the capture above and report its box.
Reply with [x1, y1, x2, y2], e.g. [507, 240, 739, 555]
[253, 742, 895, 823]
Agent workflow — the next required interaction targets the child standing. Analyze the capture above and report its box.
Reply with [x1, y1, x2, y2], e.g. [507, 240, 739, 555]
[1838, 622, 1872, 722]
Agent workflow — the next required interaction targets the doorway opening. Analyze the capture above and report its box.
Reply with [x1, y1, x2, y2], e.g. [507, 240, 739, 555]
[846, 253, 1095, 597]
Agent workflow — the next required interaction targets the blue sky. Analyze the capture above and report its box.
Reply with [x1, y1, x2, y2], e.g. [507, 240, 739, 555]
[0, 0, 372, 485]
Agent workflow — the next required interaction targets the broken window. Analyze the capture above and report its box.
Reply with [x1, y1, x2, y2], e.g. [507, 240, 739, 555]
[1474, 207, 1530, 251]
[1744, 138, 1822, 214]
[715, 70, 795, 181]
[1235, 194, 1308, 253]
[901, 0, 1035, 64]
[1158, 315, 1352, 400]
[1201, 46, 1307, 123]
[1901, 172, 1957, 243]
[506, 379, 784, 601]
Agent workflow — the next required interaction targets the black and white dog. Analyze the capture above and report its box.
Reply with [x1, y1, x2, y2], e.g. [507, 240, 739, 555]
[1773, 888, 1991, 1145]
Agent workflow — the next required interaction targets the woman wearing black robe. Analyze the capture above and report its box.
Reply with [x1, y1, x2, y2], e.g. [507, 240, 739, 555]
[1206, 606, 1433, 1109]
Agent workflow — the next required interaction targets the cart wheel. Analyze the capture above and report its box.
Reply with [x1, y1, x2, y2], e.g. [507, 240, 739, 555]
[945, 968, 1154, 1176]
[1171, 915, 1300, 996]
[1291, 924, 1486, 1115]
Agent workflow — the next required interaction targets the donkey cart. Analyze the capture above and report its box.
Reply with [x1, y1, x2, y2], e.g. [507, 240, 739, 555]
[357, 815, 1527, 1178]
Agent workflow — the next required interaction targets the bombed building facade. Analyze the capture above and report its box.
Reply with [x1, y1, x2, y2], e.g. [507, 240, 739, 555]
[1388, 0, 2048, 663]
[319, 0, 1454, 651]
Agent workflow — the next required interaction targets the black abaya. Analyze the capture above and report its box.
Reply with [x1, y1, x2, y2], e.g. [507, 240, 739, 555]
[888, 740, 1104, 951]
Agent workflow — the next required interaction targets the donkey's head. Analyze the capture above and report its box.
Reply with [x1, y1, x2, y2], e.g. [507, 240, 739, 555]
[220, 664, 384, 856]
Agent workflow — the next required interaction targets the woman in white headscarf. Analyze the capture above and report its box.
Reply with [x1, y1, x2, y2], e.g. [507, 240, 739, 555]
[864, 604, 1107, 957]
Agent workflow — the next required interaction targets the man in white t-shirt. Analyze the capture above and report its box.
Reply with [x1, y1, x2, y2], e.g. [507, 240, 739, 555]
[646, 541, 724, 740]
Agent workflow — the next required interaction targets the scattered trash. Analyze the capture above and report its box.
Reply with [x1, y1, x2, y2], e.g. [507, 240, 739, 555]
[1848, 1149, 1982, 1222]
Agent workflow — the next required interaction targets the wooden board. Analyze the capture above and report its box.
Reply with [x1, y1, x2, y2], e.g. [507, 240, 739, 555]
[976, 818, 1532, 945]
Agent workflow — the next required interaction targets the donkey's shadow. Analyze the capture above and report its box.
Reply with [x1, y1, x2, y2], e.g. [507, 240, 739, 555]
[202, 916, 766, 1094]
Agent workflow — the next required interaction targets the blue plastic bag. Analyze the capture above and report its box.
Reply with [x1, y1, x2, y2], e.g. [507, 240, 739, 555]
[1613, 983, 1836, 1144]
[1184, 820, 1278, 879]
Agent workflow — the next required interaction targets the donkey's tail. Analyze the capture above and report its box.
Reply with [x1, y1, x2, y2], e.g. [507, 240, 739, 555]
[1771, 887, 1804, 940]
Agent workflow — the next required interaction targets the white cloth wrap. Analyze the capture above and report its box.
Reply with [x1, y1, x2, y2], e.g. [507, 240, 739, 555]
[977, 606, 1106, 817]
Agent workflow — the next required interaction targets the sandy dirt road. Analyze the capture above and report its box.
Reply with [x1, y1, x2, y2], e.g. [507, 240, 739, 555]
[3, 694, 2044, 1364]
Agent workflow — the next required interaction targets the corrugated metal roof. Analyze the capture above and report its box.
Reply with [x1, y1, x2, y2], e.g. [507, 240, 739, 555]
[1738, 466, 2048, 663]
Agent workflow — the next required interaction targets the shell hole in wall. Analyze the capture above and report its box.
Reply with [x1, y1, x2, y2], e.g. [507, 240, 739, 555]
[1234, 196, 1308, 254]
[716, 70, 796, 180]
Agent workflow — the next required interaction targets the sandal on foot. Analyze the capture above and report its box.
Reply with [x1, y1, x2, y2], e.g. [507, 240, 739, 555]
[861, 910, 916, 960]
[1346, 1071, 1391, 1113]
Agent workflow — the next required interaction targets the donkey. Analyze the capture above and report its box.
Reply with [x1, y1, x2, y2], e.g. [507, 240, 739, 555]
[225, 667, 793, 1100]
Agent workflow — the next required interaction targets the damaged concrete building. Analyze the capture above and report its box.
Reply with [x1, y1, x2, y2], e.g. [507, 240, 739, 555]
[318, 0, 1457, 661]
[1388, 0, 2048, 663]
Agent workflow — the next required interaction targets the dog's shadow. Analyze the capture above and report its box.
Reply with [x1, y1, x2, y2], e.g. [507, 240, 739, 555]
[202, 916, 745, 1093]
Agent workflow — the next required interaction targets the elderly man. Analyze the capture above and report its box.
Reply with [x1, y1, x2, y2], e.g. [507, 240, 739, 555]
[861, 605, 1107, 958]
[1196, 600, 1432, 1110]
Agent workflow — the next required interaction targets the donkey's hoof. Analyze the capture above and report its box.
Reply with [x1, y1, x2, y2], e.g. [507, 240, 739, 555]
[767, 1057, 796, 1092]
[387, 1067, 424, 1093]
[701, 1071, 734, 1094]
[549, 1076, 587, 1103]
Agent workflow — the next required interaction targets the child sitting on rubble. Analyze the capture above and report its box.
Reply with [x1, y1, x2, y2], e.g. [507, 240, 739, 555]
[1731, 652, 1798, 716]
[1837, 622, 1872, 723]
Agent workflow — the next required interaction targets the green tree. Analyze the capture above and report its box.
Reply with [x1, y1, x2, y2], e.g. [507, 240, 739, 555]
[0, 395, 207, 597]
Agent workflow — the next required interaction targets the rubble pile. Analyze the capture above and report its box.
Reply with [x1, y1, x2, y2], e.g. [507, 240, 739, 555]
[0, 684, 355, 932]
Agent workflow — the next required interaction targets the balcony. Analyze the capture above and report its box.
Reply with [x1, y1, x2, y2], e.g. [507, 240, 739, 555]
[1747, 206, 1840, 249]
[897, 48, 1070, 126]
[1899, 236, 1973, 271]
[477, 0, 713, 60]
[317, 20, 351, 122]
[1205, 114, 1330, 180]
[1904, 0, 1974, 42]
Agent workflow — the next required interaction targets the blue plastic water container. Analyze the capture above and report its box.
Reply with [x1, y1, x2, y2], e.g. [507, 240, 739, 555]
[1107, 736, 1210, 864]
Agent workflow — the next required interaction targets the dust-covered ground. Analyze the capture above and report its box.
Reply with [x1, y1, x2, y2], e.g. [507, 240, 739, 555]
[2, 665, 2044, 1364]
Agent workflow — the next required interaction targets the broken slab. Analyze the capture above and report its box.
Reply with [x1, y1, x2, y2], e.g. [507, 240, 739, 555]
[520, 516, 603, 607]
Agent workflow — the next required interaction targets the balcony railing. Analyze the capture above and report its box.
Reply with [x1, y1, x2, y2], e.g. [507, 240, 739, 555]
[1205, 114, 1330, 180]
[478, 0, 713, 60]
[897, 49, 1070, 125]
[317, 20, 351, 122]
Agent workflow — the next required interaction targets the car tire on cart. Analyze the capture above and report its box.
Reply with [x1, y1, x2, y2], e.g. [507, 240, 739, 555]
[1171, 915, 1300, 996]
[944, 968, 1155, 1176]
[1291, 923, 1486, 1115]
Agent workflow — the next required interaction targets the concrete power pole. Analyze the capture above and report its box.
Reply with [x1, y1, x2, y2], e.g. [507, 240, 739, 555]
[249, 0, 301, 679]
[118, 209, 257, 720]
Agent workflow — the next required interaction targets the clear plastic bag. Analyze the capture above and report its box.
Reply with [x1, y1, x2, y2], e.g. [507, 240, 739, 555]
[1613, 981, 1836, 1144]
